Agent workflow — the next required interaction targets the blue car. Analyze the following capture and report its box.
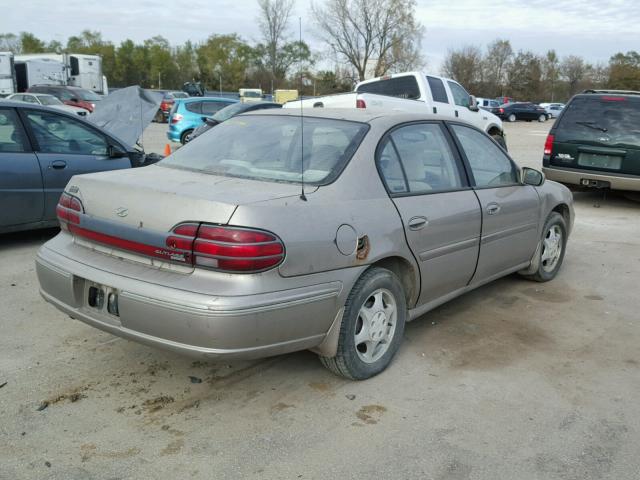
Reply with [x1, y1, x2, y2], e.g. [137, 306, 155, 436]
[0, 101, 149, 234]
[167, 97, 237, 144]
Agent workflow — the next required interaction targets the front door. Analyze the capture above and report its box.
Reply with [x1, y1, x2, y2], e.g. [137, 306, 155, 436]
[21, 109, 131, 221]
[0, 107, 44, 227]
[377, 122, 482, 304]
[449, 123, 541, 282]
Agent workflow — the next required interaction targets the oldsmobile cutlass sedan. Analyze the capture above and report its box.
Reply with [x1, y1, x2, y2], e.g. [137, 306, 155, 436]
[37, 110, 574, 380]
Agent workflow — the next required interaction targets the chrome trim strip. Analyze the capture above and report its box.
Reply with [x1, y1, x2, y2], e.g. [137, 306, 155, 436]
[418, 237, 479, 262]
[481, 223, 538, 245]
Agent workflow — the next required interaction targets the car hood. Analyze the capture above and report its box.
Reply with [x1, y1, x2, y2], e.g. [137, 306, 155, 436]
[88, 86, 162, 148]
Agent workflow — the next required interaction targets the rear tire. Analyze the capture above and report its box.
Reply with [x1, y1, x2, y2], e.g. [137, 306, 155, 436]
[508, 113, 517, 122]
[153, 109, 164, 123]
[180, 129, 194, 144]
[319, 267, 406, 380]
[538, 114, 547, 122]
[520, 212, 567, 282]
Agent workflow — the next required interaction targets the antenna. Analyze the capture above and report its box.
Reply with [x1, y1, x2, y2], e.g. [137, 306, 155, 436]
[298, 16, 307, 201]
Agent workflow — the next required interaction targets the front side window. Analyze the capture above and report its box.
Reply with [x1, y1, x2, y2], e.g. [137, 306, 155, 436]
[26, 112, 108, 156]
[447, 81, 470, 108]
[377, 123, 463, 194]
[161, 115, 368, 185]
[451, 124, 518, 187]
[0, 108, 29, 153]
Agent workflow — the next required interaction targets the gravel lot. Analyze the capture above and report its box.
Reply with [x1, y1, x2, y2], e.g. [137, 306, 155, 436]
[1, 121, 639, 479]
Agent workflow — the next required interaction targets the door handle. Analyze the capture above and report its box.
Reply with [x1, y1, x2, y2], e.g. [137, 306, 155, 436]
[454, 110, 459, 118]
[50, 160, 67, 170]
[408, 216, 428, 230]
[486, 203, 501, 215]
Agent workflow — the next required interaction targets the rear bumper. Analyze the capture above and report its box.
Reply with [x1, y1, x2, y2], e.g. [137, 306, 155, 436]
[543, 166, 640, 192]
[36, 245, 350, 360]
[166, 128, 181, 142]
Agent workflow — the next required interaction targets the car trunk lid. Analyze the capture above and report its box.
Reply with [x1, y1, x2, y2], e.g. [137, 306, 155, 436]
[64, 164, 301, 271]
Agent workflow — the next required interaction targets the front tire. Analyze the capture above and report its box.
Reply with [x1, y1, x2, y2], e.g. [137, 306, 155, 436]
[319, 267, 406, 380]
[521, 212, 567, 282]
[508, 113, 517, 122]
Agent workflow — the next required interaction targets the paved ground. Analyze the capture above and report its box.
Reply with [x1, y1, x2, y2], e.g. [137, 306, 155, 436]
[1, 121, 639, 479]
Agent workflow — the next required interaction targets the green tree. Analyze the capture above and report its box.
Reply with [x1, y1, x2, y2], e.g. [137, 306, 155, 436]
[506, 51, 544, 101]
[0, 33, 21, 53]
[542, 50, 560, 101]
[20, 32, 46, 53]
[442, 45, 483, 92]
[196, 34, 254, 91]
[175, 41, 199, 85]
[608, 51, 640, 90]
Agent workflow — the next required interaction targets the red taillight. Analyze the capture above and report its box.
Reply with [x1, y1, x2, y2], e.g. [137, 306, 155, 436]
[56, 193, 83, 229]
[171, 113, 183, 124]
[191, 225, 285, 272]
[602, 96, 626, 102]
[356, 99, 366, 109]
[544, 134, 555, 156]
[499, 108, 504, 114]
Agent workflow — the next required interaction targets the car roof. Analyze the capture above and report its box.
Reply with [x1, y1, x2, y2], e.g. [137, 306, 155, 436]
[582, 89, 640, 96]
[30, 84, 82, 90]
[243, 108, 478, 127]
[181, 96, 236, 103]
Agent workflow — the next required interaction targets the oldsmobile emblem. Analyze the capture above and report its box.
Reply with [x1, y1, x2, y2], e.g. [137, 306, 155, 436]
[115, 207, 129, 217]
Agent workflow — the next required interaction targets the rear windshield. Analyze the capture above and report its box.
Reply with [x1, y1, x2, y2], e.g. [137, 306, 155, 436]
[556, 96, 640, 146]
[356, 76, 421, 100]
[161, 115, 369, 185]
[75, 89, 101, 101]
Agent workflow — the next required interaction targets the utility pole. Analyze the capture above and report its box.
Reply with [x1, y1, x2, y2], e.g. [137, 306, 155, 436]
[158, 72, 161, 90]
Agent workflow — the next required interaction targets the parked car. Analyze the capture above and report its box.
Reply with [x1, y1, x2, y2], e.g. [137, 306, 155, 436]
[27, 85, 102, 113]
[498, 102, 548, 122]
[476, 97, 502, 114]
[0, 100, 154, 234]
[167, 97, 237, 144]
[36, 109, 573, 379]
[539, 102, 565, 118]
[154, 91, 189, 123]
[543, 90, 640, 192]
[6, 93, 89, 116]
[186, 101, 282, 142]
[284, 71, 507, 148]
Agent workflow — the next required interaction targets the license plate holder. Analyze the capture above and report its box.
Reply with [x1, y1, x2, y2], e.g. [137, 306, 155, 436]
[578, 153, 622, 170]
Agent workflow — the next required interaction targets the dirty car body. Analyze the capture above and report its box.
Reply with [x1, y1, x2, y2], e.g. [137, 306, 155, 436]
[36, 110, 574, 379]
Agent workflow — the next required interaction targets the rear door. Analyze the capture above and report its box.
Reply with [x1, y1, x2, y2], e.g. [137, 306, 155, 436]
[377, 122, 481, 304]
[448, 123, 540, 282]
[0, 107, 44, 227]
[21, 109, 131, 221]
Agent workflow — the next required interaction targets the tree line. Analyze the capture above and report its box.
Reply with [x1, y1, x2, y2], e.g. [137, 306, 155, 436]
[443, 40, 640, 103]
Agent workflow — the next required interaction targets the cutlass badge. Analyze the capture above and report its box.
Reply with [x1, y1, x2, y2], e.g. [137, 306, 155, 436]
[115, 207, 129, 217]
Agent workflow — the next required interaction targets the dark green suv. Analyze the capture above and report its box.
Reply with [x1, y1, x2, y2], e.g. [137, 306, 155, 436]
[542, 90, 640, 192]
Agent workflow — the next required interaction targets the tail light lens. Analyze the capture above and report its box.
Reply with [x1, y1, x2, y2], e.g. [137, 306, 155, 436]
[167, 224, 285, 273]
[356, 99, 366, 109]
[171, 113, 183, 124]
[544, 134, 555, 156]
[56, 193, 83, 230]
[499, 108, 504, 114]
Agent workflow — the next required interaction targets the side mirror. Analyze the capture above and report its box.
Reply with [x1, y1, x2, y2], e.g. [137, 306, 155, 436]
[468, 95, 479, 112]
[69, 97, 79, 103]
[522, 167, 545, 186]
[107, 144, 127, 159]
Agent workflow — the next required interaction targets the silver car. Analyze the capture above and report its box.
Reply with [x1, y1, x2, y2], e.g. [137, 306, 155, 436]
[36, 110, 574, 380]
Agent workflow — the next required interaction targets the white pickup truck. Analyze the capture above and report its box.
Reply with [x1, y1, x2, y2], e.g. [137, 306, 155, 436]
[284, 71, 506, 148]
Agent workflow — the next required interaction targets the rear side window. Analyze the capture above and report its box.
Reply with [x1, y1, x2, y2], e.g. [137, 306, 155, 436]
[378, 123, 463, 194]
[201, 101, 228, 115]
[185, 102, 202, 114]
[451, 124, 518, 187]
[357, 76, 421, 100]
[427, 76, 449, 104]
[0, 108, 29, 152]
[556, 96, 640, 145]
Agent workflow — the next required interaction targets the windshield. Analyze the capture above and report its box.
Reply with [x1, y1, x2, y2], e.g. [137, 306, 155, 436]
[38, 95, 63, 106]
[75, 89, 101, 101]
[161, 115, 369, 185]
[212, 103, 249, 122]
[556, 96, 640, 147]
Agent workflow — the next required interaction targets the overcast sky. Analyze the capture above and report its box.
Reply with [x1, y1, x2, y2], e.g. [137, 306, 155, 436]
[4, 0, 639, 70]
